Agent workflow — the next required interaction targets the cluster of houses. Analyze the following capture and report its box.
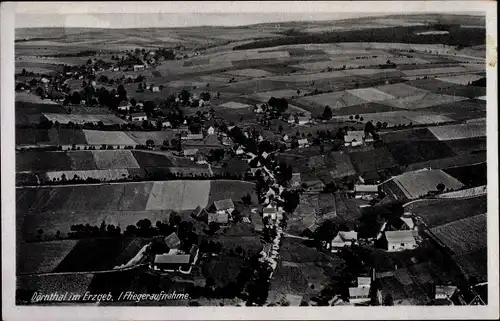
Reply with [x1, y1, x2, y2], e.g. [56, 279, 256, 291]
[151, 233, 200, 274]
[344, 130, 374, 147]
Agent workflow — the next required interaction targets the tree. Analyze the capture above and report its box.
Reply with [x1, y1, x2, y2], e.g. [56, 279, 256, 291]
[322, 105, 333, 120]
[349, 115, 354, 120]
[146, 139, 155, 149]
[209, 222, 220, 235]
[355, 114, 360, 120]
[436, 183, 446, 192]
[200, 92, 211, 101]
[117, 84, 127, 101]
[138, 83, 143, 91]
[383, 294, 394, 306]
[169, 211, 182, 227]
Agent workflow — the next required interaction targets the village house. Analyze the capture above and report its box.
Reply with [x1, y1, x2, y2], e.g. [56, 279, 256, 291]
[164, 232, 181, 250]
[434, 285, 457, 305]
[263, 207, 277, 221]
[399, 213, 416, 230]
[209, 199, 235, 216]
[151, 85, 161, 92]
[348, 275, 372, 304]
[162, 121, 172, 128]
[183, 148, 199, 159]
[385, 230, 418, 252]
[235, 145, 245, 155]
[133, 64, 146, 71]
[354, 184, 379, 198]
[181, 133, 204, 141]
[194, 153, 207, 165]
[297, 115, 311, 126]
[208, 212, 229, 225]
[136, 102, 144, 110]
[297, 138, 309, 148]
[191, 205, 209, 221]
[207, 126, 215, 135]
[152, 244, 199, 274]
[329, 231, 358, 252]
[130, 112, 147, 122]
[290, 173, 302, 188]
[344, 131, 374, 146]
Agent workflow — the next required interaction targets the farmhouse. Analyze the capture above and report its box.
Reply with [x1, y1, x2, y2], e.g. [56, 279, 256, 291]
[181, 133, 204, 141]
[133, 64, 146, 71]
[164, 232, 181, 250]
[207, 126, 215, 135]
[354, 184, 379, 198]
[385, 230, 418, 252]
[131, 112, 147, 122]
[263, 207, 277, 221]
[151, 85, 161, 92]
[290, 173, 302, 188]
[210, 199, 235, 215]
[152, 244, 199, 274]
[348, 287, 371, 305]
[329, 231, 358, 252]
[194, 153, 207, 165]
[297, 139, 309, 148]
[221, 136, 233, 146]
[191, 205, 209, 221]
[208, 212, 230, 225]
[297, 116, 311, 126]
[344, 131, 373, 146]
[434, 285, 457, 305]
[183, 148, 199, 158]
[162, 121, 172, 128]
[235, 146, 245, 155]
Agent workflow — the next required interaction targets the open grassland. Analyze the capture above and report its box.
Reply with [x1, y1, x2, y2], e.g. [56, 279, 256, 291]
[443, 162, 487, 187]
[17, 128, 87, 146]
[349, 146, 398, 174]
[452, 248, 487, 283]
[383, 93, 467, 110]
[380, 128, 438, 143]
[436, 74, 485, 85]
[430, 213, 486, 254]
[145, 180, 211, 210]
[375, 83, 428, 97]
[422, 99, 486, 121]
[82, 130, 136, 146]
[17, 240, 79, 274]
[404, 195, 487, 227]
[427, 122, 486, 141]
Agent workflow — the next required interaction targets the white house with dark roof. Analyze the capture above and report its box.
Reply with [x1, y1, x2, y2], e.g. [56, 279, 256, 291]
[152, 244, 199, 274]
[183, 148, 199, 159]
[208, 212, 229, 225]
[297, 138, 309, 148]
[210, 199, 235, 215]
[181, 133, 204, 141]
[344, 131, 373, 146]
[130, 112, 147, 122]
[385, 230, 418, 252]
[329, 231, 358, 252]
[348, 286, 371, 304]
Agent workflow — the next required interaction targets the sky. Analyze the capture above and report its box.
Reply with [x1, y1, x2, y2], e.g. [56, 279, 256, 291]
[16, 12, 389, 29]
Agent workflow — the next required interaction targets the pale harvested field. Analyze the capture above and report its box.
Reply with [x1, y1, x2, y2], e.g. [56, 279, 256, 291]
[383, 93, 468, 110]
[376, 83, 428, 98]
[45, 169, 131, 181]
[297, 91, 366, 110]
[82, 130, 136, 145]
[391, 169, 464, 199]
[346, 88, 396, 102]
[218, 101, 252, 109]
[145, 180, 210, 211]
[436, 74, 484, 85]
[430, 213, 486, 254]
[224, 68, 274, 78]
[428, 123, 486, 141]
[42, 113, 126, 125]
[245, 89, 299, 102]
[437, 185, 486, 199]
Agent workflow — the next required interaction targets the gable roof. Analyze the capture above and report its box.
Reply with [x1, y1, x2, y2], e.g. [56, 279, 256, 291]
[183, 148, 199, 156]
[298, 139, 309, 145]
[154, 254, 190, 264]
[213, 199, 235, 211]
[164, 232, 181, 249]
[435, 285, 457, 298]
[344, 131, 365, 142]
[263, 207, 277, 214]
[335, 231, 358, 243]
[131, 112, 147, 117]
[354, 184, 379, 193]
[385, 230, 417, 244]
[357, 276, 371, 287]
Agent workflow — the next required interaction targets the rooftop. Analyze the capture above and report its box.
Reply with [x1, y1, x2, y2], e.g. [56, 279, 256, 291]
[164, 232, 181, 249]
[154, 254, 190, 264]
[213, 199, 235, 211]
[131, 112, 147, 117]
[208, 212, 229, 224]
[349, 286, 370, 298]
[385, 230, 417, 244]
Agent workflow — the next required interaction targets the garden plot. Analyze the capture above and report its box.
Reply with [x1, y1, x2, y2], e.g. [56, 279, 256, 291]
[91, 150, 140, 169]
[245, 89, 299, 102]
[386, 169, 464, 200]
[145, 180, 210, 211]
[45, 169, 131, 182]
[346, 88, 396, 102]
[436, 74, 485, 85]
[82, 130, 136, 146]
[428, 122, 486, 141]
[218, 101, 252, 109]
[430, 213, 486, 254]
[42, 113, 126, 125]
[17, 240, 79, 274]
[375, 83, 428, 98]
[224, 68, 274, 78]
[383, 93, 468, 110]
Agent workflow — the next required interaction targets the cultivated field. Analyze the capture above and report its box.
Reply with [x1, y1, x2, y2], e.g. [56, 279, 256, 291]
[430, 213, 486, 254]
[427, 122, 486, 141]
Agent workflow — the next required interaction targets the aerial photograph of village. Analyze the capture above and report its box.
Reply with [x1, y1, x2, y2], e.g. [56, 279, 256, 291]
[14, 10, 488, 307]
